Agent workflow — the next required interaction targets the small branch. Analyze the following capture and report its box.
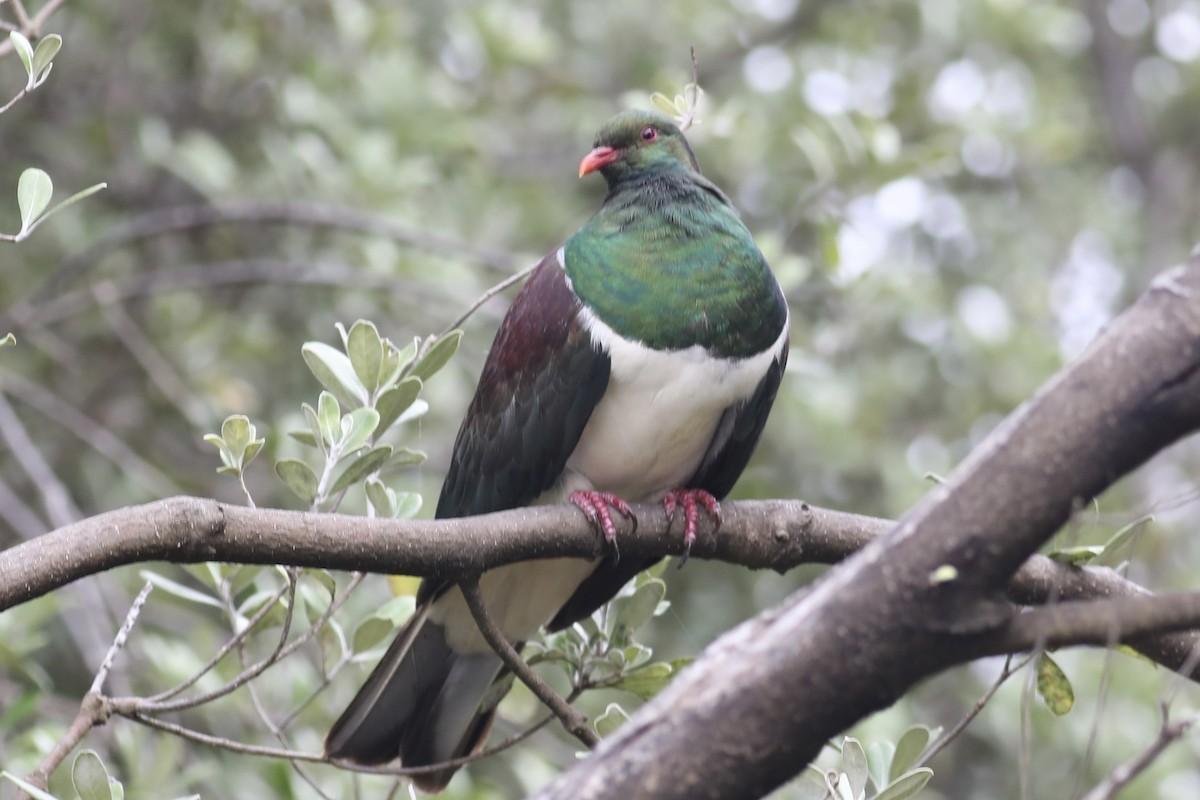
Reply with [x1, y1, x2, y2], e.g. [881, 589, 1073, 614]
[916, 653, 1034, 769]
[19, 583, 152, 795]
[0, 0, 68, 57]
[460, 578, 599, 748]
[145, 578, 293, 703]
[0, 87, 28, 116]
[91, 581, 154, 693]
[986, 593, 1200, 655]
[408, 261, 538, 368]
[1079, 708, 1196, 800]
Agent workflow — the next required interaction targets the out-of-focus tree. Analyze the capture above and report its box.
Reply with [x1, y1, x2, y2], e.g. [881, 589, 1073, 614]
[3, 0, 1200, 798]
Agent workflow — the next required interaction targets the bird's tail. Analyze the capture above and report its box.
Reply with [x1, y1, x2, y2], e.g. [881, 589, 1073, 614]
[325, 603, 504, 792]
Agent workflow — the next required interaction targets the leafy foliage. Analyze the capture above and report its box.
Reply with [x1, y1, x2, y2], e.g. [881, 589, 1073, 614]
[2, 0, 1200, 798]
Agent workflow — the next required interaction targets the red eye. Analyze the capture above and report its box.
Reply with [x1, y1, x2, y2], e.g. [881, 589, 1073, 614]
[640, 126, 657, 141]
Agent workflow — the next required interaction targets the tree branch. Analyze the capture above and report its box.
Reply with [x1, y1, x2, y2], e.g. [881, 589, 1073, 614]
[530, 256, 1200, 799]
[460, 579, 599, 748]
[3, 495, 1200, 675]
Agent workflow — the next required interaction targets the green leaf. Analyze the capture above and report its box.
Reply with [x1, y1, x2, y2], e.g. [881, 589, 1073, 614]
[791, 767, 831, 800]
[221, 415, 252, 455]
[365, 477, 395, 516]
[352, 596, 415, 653]
[302, 341, 368, 408]
[611, 578, 665, 636]
[72, 750, 114, 800]
[651, 91, 678, 117]
[612, 658, 691, 700]
[329, 444, 391, 495]
[339, 407, 380, 454]
[392, 491, 422, 518]
[375, 376, 423, 434]
[1096, 514, 1153, 567]
[874, 768, 934, 800]
[387, 447, 428, 469]
[1036, 652, 1074, 715]
[393, 337, 419, 377]
[301, 402, 323, 452]
[275, 459, 318, 505]
[17, 168, 53, 235]
[306, 568, 338, 601]
[593, 703, 629, 737]
[31, 34, 63, 84]
[0, 771, 60, 800]
[889, 725, 932, 783]
[842, 737, 868, 800]
[347, 320, 384, 393]
[8, 32, 34, 80]
[867, 740, 895, 791]
[352, 616, 394, 654]
[408, 330, 463, 380]
[289, 429, 318, 447]
[1048, 545, 1103, 566]
[139, 570, 222, 609]
[317, 391, 340, 448]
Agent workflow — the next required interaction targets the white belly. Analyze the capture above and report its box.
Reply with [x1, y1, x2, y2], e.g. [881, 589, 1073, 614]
[562, 305, 787, 502]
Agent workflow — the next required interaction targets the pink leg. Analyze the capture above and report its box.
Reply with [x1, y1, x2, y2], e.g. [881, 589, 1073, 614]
[662, 489, 722, 562]
[569, 490, 637, 549]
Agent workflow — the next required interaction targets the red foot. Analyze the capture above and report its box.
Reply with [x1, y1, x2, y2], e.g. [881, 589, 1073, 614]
[570, 490, 637, 553]
[663, 489, 721, 564]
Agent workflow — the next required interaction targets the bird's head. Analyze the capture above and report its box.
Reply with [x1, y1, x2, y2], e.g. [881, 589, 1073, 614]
[578, 109, 701, 185]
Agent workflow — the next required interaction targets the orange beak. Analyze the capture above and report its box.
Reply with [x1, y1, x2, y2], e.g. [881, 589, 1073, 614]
[578, 145, 620, 177]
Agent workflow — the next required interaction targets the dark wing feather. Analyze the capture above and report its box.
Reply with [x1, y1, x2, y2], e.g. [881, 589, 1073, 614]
[548, 340, 789, 631]
[687, 344, 788, 498]
[419, 253, 611, 605]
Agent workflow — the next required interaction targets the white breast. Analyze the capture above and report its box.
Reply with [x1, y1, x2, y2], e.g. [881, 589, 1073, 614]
[559, 251, 788, 503]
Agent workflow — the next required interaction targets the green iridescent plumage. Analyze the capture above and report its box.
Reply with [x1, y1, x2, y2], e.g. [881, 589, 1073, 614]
[564, 110, 786, 358]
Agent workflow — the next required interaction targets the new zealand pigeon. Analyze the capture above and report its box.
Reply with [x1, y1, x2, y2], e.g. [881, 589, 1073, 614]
[325, 109, 790, 791]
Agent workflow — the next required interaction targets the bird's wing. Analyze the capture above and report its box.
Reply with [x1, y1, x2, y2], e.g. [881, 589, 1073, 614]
[418, 251, 611, 604]
[686, 340, 789, 498]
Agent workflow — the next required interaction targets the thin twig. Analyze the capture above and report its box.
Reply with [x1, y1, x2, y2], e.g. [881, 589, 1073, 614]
[459, 578, 599, 748]
[19, 583, 154, 796]
[136, 571, 299, 714]
[91, 582, 154, 692]
[406, 262, 536, 374]
[0, 0, 67, 57]
[146, 579, 293, 703]
[0, 87, 28, 116]
[916, 653, 1035, 769]
[1079, 707, 1197, 800]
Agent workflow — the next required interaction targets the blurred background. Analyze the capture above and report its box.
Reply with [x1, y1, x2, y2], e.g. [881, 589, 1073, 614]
[2, 0, 1200, 797]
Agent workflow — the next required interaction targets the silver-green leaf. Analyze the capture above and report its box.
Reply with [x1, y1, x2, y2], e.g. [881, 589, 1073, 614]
[17, 168, 53, 235]
[276, 458, 319, 505]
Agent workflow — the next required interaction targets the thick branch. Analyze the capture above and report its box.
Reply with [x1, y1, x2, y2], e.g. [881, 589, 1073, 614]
[532, 258, 1200, 800]
[3, 495, 1200, 676]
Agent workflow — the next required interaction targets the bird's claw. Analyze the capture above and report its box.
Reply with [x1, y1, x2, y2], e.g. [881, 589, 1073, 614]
[570, 490, 636, 560]
[662, 489, 721, 567]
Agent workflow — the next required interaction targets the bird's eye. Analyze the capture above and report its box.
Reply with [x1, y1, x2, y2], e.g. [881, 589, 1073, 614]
[640, 126, 657, 141]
